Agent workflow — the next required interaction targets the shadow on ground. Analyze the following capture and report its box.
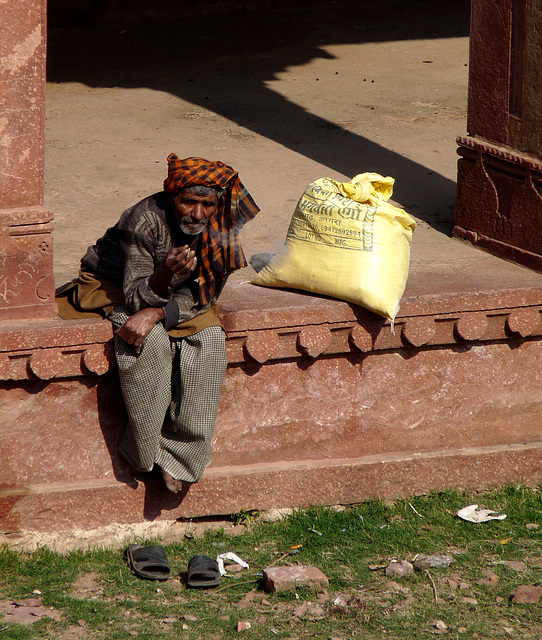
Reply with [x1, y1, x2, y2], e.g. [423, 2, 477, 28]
[47, 0, 470, 233]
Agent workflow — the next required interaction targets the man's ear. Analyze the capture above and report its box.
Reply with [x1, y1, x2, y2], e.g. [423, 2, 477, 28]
[167, 190, 181, 205]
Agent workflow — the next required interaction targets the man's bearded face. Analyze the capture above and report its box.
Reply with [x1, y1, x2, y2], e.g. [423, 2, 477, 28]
[172, 189, 219, 235]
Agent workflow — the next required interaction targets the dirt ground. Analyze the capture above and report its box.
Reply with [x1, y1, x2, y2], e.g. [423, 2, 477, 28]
[45, 0, 471, 287]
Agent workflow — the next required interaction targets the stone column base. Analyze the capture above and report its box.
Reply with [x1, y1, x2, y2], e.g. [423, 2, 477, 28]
[0, 207, 56, 320]
[454, 136, 542, 270]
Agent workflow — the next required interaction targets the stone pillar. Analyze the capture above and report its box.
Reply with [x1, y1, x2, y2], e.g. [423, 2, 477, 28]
[454, 0, 542, 269]
[0, 0, 56, 321]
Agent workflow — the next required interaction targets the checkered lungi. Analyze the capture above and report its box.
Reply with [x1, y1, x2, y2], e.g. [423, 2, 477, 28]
[109, 305, 227, 483]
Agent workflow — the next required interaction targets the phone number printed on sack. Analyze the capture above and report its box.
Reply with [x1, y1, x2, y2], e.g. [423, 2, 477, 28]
[289, 204, 376, 252]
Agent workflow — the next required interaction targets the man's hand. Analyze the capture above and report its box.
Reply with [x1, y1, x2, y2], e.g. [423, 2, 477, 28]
[115, 307, 165, 347]
[164, 245, 197, 276]
[149, 245, 197, 297]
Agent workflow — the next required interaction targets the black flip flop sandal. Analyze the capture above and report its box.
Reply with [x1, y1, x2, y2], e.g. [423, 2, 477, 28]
[127, 544, 171, 581]
[187, 555, 222, 588]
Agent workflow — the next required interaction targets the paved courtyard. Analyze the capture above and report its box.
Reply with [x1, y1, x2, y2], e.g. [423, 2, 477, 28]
[44, 0, 542, 324]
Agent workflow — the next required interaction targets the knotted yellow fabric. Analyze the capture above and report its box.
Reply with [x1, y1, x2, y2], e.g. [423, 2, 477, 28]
[329, 172, 395, 205]
[251, 174, 416, 322]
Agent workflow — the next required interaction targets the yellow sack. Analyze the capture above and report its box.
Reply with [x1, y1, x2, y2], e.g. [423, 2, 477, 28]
[251, 173, 416, 321]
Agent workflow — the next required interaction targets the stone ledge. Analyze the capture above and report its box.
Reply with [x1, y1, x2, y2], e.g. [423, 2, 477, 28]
[453, 226, 542, 273]
[3, 441, 542, 532]
[3, 266, 542, 533]
[2, 279, 542, 379]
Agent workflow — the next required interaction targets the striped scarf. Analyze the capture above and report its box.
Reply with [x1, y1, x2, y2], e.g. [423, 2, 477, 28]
[163, 154, 260, 305]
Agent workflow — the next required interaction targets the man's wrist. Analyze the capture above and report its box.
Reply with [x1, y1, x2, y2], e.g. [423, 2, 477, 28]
[153, 306, 165, 321]
[140, 306, 165, 322]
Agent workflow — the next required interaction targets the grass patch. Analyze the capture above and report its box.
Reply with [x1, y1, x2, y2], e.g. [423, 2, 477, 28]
[1, 486, 542, 638]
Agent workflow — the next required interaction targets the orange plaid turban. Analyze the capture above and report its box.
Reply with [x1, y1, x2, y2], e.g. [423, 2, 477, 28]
[163, 154, 260, 305]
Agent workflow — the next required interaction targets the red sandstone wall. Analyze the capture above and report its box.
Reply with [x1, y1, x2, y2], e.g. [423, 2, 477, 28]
[0, 0, 47, 208]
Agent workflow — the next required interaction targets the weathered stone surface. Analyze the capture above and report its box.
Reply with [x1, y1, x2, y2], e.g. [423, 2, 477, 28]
[511, 585, 542, 604]
[0, 319, 114, 380]
[502, 560, 526, 571]
[476, 569, 499, 586]
[28, 349, 65, 380]
[455, 312, 488, 341]
[508, 2, 542, 158]
[455, 140, 542, 271]
[237, 621, 251, 631]
[385, 561, 413, 577]
[262, 565, 329, 592]
[467, 0, 511, 144]
[0, 375, 130, 485]
[0, 209, 57, 320]
[0, 1, 46, 208]
[216, 339, 542, 466]
[2, 441, 542, 532]
[349, 324, 375, 352]
[412, 554, 455, 570]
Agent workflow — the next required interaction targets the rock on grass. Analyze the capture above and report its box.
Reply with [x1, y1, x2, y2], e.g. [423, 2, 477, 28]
[511, 585, 542, 604]
[262, 565, 329, 593]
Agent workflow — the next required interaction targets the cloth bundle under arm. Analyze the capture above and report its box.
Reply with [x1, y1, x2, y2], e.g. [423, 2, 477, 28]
[163, 154, 260, 305]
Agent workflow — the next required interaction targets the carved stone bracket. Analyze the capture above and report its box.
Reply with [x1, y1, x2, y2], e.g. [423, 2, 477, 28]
[0, 319, 115, 381]
[0, 343, 115, 381]
[2, 306, 541, 381]
[297, 326, 332, 358]
[349, 325, 375, 352]
[454, 312, 489, 342]
[244, 330, 280, 363]
[506, 308, 541, 337]
[402, 316, 437, 347]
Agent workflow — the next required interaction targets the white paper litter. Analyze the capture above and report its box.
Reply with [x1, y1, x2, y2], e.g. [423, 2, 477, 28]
[456, 504, 507, 523]
[216, 552, 250, 576]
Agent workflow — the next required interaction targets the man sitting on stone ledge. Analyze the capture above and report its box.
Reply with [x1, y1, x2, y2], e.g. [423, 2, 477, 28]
[57, 154, 259, 493]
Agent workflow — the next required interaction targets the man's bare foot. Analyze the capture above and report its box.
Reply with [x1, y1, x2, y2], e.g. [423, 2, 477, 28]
[160, 468, 187, 493]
